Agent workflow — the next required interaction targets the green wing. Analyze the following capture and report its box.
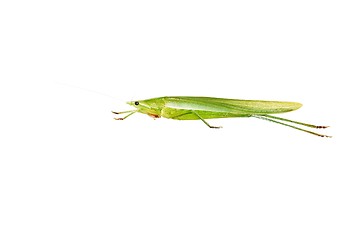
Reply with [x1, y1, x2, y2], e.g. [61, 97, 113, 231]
[163, 96, 301, 113]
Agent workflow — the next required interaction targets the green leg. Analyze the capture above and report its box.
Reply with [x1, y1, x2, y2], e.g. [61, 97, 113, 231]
[112, 110, 136, 115]
[192, 111, 222, 129]
[260, 114, 329, 129]
[253, 115, 331, 138]
[114, 111, 136, 120]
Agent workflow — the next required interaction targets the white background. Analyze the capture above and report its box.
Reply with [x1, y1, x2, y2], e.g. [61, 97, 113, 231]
[1, 1, 360, 239]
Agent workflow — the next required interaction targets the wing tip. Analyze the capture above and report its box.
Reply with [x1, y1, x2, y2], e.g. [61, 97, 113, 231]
[295, 102, 303, 109]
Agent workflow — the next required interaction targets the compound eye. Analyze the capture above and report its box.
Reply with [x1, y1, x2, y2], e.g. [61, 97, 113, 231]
[134, 101, 139, 106]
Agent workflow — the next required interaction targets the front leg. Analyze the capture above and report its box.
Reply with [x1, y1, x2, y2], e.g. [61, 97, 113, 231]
[112, 110, 137, 120]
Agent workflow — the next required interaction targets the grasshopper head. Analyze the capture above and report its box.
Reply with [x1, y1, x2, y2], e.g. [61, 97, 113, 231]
[127, 98, 164, 117]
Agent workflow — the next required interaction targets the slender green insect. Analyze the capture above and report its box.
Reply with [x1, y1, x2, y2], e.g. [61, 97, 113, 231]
[112, 96, 331, 137]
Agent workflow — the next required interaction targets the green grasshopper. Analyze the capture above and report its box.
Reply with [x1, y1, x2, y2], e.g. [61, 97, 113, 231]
[112, 96, 331, 137]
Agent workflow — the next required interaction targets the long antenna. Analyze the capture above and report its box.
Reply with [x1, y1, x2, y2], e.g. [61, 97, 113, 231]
[54, 81, 119, 101]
